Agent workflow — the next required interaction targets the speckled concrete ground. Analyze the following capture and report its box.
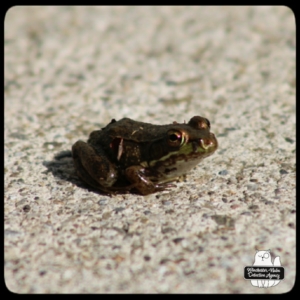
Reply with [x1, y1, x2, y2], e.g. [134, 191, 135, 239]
[5, 6, 295, 293]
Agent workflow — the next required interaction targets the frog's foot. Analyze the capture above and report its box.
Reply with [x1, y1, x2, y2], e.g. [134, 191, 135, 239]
[153, 182, 177, 192]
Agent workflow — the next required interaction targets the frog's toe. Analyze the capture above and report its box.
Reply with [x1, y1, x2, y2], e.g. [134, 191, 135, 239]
[154, 183, 177, 192]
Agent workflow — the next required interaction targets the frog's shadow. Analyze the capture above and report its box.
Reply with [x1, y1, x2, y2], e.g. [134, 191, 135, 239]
[43, 150, 136, 196]
[42, 150, 110, 195]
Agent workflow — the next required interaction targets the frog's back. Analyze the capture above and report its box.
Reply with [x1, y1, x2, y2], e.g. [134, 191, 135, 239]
[103, 118, 175, 142]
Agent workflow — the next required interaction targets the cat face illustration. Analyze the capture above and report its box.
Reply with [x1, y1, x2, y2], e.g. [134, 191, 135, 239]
[253, 250, 272, 265]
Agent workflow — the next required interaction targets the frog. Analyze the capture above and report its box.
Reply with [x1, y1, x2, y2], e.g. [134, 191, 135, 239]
[72, 116, 218, 195]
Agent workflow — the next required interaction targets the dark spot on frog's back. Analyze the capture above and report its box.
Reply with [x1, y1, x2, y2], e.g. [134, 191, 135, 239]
[102, 118, 117, 129]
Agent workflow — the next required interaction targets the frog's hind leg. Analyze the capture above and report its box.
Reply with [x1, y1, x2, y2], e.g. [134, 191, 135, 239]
[72, 140, 117, 192]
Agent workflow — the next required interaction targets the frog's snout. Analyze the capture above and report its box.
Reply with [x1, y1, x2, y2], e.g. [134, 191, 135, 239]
[200, 133, 218, 152]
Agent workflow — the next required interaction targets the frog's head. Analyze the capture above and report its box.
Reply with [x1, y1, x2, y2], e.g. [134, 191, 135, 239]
[148, 116, 218, 177]
[169, 115, 218, 157]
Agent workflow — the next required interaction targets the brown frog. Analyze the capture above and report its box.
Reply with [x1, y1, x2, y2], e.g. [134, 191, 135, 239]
[72, 116, 218, 195]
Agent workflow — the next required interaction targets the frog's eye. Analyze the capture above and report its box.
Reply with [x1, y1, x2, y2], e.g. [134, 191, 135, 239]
[167, 130, 185, 147]
[188, 116, 210, 130]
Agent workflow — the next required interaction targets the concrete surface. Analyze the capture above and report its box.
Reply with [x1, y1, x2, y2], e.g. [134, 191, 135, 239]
[5, 6, 295, 293]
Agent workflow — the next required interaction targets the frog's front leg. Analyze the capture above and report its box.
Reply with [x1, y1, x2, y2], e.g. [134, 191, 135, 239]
[72, 140, 117, 191]
[125, 166, 176, 195]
